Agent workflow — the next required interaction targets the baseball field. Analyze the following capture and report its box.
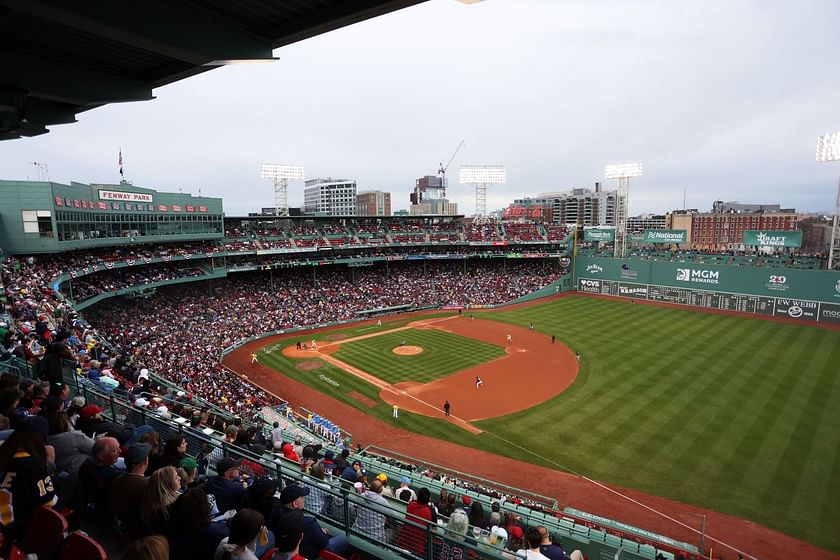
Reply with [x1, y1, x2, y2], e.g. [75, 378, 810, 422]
[240, 295, 840, 554]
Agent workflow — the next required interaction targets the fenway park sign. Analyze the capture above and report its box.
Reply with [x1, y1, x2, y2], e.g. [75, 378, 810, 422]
[98, 189, 154, 203]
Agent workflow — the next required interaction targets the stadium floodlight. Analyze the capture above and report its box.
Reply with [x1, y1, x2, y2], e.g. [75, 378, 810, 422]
[816, 132, 840, 270]
[261, 164, 305, 217]
[605, 163, 644, 179]
[605, 162, 644, 258]
[459, 165, 506, 224]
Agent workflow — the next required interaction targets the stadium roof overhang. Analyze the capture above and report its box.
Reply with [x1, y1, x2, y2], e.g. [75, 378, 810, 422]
[0, 0, 425, 141]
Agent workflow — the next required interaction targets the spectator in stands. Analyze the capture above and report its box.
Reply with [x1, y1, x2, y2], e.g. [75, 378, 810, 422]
[397, 476, 417, 502]
[398, 486, 435, 555]
[177, 457, 200, 490]
[517, 527, 551, 560]
[139, 465, 181, 535]
[303, 462, 330, 516]
[79, 436, 122, 509]
[204, 457, 247, 513]
[439, 508, 470, 560]
[506, 525, 525, 554]
[121, 534, 170, 560]
[340, 459, 363, 484]
[214, 507, 266, 560]
[242, 476, 282, 520]
[468, 500, 485, 529]
[0, 425, 58, 538]
[156, 433, 188, 472]
[167, 487, 230, 560]
[45, 408, 93, 475]
[376, 473, 394, 499]
[270, 483, 349, 560]
[110, 442, 152, 536]
[75, 404, 132, 444]
[333, 448, 350, 473]
[537, 526, 571, 560]
[351, 478, 389, 542]
[271, 511, 305, 560]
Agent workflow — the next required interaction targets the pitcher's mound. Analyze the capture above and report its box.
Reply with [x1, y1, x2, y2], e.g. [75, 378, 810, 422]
[393, 346, 423, 355]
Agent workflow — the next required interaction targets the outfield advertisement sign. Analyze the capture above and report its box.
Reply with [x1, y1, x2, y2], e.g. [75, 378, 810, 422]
[576, 256, 840, 324]
[743, 230, 802, 248]
[643, 229, 687, 244]
[583, 228, 615, 242]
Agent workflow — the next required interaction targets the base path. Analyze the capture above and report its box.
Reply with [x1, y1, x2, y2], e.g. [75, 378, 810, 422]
[226, 308, 837, 560]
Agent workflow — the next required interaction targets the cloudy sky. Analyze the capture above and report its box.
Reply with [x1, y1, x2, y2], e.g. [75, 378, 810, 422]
[2, 0, 840, 217]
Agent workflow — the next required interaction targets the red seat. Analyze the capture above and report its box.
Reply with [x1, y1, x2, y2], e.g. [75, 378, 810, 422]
[21, 506, 68, 559]
[59, 532, 106, 560]
[7, 543, 26, 560]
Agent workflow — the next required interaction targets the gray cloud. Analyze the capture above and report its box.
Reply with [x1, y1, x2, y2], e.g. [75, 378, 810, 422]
[2, 0, 839, 216]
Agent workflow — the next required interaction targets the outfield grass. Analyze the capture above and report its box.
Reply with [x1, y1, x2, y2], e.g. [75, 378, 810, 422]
[258, 298, 840, 552]
[331, 327, 505, 384]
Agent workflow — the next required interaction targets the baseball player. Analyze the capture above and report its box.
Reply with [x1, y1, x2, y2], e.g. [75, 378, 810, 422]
[250, 352, 259, 364]
[506, 334, 512, 343]
[475, 376, 483, 389]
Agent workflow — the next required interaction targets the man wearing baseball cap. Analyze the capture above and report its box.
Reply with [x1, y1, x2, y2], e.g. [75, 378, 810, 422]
[204, 457, 247, 513]
[269, 484, 349, 560]
[75, 404, 132, 444]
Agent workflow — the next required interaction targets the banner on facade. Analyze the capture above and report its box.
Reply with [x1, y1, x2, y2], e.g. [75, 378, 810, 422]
[583, 228, 615, 242]
[742, 230, 802, 248]
[643, 229, 687, 244]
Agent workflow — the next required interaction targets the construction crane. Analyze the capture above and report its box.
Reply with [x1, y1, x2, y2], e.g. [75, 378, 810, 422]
[438, 139, 465, 198]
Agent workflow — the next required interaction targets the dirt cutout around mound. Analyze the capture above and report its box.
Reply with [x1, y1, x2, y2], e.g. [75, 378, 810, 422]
[393, 345, 423, 355]
[296, 361, 322, 371]
[348, 391, 378, 408]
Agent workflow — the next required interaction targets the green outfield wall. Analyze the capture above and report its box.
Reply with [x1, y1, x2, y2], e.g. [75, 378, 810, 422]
[575, 256, 840, 324]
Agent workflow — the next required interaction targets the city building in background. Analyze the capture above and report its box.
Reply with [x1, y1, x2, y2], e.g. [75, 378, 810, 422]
[410, 175, 458, 216]
[627, 213, 667, 234]
[710, 200, 795, 214]
[356, 190, 391, 216]
[799, 216, 832, 253]
[503, 197, 554, 222]
[304, 178, 357, 216]
[688, 210, 798, 250]
[549, 184, 617, 226]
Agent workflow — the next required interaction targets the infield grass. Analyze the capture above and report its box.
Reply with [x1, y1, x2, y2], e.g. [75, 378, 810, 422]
[331, 327, 505, 384]
[259, 297, 840, 552]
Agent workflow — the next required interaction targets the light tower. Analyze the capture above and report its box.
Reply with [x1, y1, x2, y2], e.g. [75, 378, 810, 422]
[459, 165, 506, 224]
[605, 162, 644, 258]
[816, 132, 840, 270]
[260, 163, 304, 217]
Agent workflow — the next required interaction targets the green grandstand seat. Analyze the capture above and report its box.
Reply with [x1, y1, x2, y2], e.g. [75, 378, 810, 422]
[604, 533, 622, 549]
[588, 529, 606, 543]
[638, 544, 657, 559]
[558, 519, 574, 533]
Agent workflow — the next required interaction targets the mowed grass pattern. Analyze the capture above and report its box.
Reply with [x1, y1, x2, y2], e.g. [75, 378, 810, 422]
[258, 299, 840, 552]
[331, 328, 505, 384]
[481, 296, 840, 552]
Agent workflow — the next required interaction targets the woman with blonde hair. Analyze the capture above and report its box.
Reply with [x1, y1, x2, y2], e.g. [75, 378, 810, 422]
[140, 465, 181, 535]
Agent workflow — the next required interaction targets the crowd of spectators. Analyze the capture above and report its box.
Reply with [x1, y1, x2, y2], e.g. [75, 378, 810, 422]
[501, 223, 544, 242]
[66, 264, 206, 303]
[463, 223, 503, 242]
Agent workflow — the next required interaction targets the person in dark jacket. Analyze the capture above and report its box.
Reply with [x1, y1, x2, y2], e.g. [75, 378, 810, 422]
[203, 457, 247, 513]
[269, 484, 349, 560]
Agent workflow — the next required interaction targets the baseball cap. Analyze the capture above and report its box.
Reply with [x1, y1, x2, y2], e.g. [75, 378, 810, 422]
[461, 496, 471, 506]
[509, 526, 523, 539]
[248, 476, 281, 495]
[179, 457, 198, 471]
[279, 484, 310, 504]
[376, 473, 388, 482]
[134, 397, 149, 407]
[138, 368, 149, 379]
[216, 457, 241, 474]
[400, 476, 411, 485]
[79, 404, 102, 419]
[124, 443, 152, 467]
[71, 396, 86, 408]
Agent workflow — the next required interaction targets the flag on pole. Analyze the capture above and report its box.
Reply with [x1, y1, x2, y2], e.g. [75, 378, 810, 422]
[119, 148, 124, 178]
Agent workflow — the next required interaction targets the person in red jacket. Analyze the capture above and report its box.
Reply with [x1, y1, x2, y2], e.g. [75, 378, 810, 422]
[398, 487, 435, 555]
